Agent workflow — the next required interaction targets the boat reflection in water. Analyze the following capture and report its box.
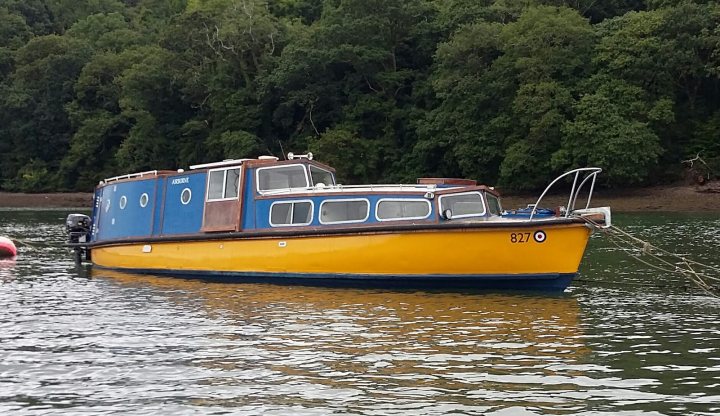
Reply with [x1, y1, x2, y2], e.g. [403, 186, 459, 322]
[96, 269, 594, 413]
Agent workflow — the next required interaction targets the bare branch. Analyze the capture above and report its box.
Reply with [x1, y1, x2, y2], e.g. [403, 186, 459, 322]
[268, 33, 275, 55]
[364, 76, 381, 93]
[308, 101, 320, 136]
[682, 152, 714, 180]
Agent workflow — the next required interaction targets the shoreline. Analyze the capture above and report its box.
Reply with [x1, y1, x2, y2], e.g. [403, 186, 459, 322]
[1, 183, 719, 212]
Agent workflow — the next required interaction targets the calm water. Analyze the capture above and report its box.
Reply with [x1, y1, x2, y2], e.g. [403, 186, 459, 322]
[1, 209, 719, 416]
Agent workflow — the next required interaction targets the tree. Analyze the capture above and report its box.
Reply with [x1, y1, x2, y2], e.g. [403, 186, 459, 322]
[268, 0, 438, 183]
[0, 35, 92, 191]
[420, 6, 594, 189]
[0, 7, 33, 77]
[554, 77, 669, 185]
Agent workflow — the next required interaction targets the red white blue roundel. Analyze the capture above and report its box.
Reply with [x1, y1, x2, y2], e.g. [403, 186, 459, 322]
[533, 230, 547, 243]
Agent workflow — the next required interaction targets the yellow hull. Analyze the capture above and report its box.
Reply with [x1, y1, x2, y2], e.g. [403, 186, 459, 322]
[91, 223, 591, 279]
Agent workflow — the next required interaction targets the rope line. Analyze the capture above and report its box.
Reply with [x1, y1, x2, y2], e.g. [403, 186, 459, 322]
[582, 217, 720, 298]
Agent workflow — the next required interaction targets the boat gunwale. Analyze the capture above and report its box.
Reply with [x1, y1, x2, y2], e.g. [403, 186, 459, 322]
[71, 217, 588, 249]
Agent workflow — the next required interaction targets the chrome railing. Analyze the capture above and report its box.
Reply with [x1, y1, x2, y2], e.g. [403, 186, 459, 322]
[529, 168, 602, 221]
[102, 170, 159, 184]
[259, 183, 442, 195]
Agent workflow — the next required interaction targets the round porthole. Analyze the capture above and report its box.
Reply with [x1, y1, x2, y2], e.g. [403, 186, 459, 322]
[139, 193, 149, 208]
[119, 195, 127, 210]
[181, 188, 192, 205]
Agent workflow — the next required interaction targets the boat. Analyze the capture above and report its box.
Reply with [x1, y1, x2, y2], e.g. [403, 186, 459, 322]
[65, 153, 611, 291]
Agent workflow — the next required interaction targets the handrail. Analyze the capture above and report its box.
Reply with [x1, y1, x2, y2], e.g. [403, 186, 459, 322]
[102, 170, 159, 184]
[259, 183, 440, 195]
[529, 168, 602, 221]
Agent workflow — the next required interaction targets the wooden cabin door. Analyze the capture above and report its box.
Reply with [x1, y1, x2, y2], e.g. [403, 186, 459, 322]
[202, 167, 242, 232]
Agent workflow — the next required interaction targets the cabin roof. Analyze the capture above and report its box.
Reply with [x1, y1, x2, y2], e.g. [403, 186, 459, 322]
[101, 156, 335, 185]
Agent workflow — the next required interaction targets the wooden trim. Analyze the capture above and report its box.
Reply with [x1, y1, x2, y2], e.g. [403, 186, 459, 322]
[243, 159, 336, 172]
[253, 185, 499, 199]
[417, 178, 477, 186]
[235, 165, 247, 231]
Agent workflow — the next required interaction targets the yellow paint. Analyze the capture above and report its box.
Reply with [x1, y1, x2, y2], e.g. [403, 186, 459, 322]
[91, 224, 592, 276]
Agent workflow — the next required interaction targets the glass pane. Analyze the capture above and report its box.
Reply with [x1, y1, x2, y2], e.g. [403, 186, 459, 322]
[321, 200, 368, 223]
[401, 201, 431, 218]
[292, 202, 312, 224]
[486, 194, 502, 215]
[258, 165, 308, 192]
[224, 168, 241, 199]
[270, 203, 292, 225]
[310, 166, 335, 186]
[208, 170, 224, 200]
[440, 193, 485, 217]
[377, 200, 429, 220]
[181, 188, 192, 205]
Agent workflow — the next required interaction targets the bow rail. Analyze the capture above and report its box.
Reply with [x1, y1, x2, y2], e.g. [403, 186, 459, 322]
[529, 168, 603, 221]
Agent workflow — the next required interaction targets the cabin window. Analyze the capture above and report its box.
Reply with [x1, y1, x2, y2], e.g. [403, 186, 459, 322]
[139, 193, 149, 208]
[320, 199, 369, 224]
[257, 165, 309, 193]
[119, 195, 127, 210]
[376, 199, 431, 221]
[207, 167, 241, 201]
[439, 192, 486, 218]
[270, 200, 313, 226]
[310, 166, 335, 187]
[181, 188, 192, 205]
[486, 193, 502, 215]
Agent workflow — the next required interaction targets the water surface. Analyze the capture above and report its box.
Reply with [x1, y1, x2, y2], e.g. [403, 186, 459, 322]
[1, 209, 718, 415]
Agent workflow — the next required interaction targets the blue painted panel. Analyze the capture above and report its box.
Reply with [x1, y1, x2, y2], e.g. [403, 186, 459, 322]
[152, 177, 166, 236]
[253, 194, 437, 229]
[94, 179, 157, 241]
[241, 173, 256, 230]
[160, 172, 206, 235]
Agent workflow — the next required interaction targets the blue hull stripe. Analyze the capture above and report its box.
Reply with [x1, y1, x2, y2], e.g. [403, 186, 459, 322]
[94, 266, 576, 291]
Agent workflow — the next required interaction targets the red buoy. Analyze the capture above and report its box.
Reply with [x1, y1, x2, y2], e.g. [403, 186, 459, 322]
[0, 236, 17, 258]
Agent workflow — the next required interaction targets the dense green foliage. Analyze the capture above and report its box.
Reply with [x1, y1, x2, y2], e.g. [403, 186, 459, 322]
[1, 0, 718, 192]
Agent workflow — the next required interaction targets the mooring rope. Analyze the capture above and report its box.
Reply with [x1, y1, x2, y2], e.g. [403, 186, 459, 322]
[582, 217, 720, 298]
[6, 237, 38, 250]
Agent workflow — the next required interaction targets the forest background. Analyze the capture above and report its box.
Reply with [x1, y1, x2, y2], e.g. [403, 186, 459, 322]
[0, 0, 719, 193]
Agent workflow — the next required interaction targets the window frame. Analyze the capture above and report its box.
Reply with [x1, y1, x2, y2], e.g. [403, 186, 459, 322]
[256, 164, 310, 194]
[319, 198, 370, 225]
[309, 165, 335, 186]
[375, 198, 432, 222]
[180, 188, 192, 205]
[269, 199, 314, 227]
[485, 192, 503, 216]
[438, 191, 487, 219]
[206, 167, 242, 202]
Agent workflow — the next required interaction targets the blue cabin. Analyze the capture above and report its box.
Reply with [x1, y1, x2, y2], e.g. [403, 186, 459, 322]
[90, 155, 503, 244]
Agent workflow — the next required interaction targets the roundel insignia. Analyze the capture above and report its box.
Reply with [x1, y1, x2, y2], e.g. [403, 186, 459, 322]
[533, 230, 547, 243]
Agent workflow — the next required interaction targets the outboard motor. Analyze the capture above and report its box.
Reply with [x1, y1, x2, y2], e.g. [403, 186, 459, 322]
[66, 214, 91, 264]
